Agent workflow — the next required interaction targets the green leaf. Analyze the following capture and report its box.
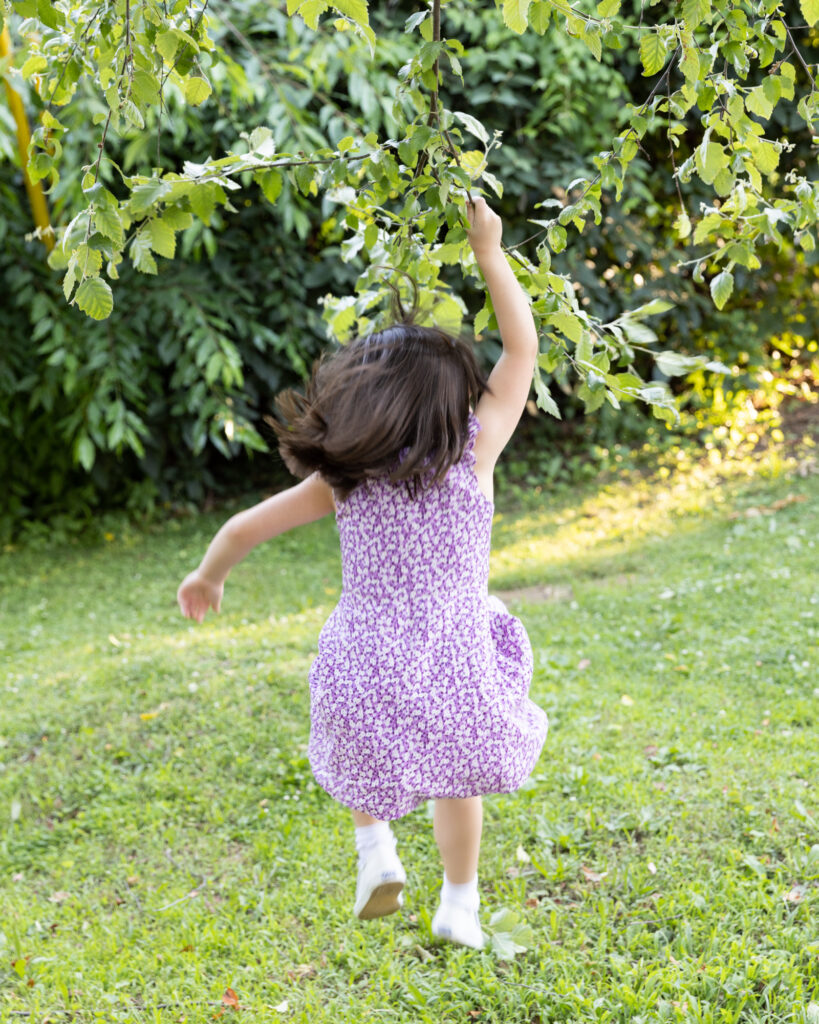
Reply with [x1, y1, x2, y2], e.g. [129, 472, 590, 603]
[156, 30, 179, 62]
[639, 32, 668, 76]
[693, 211, 722, 245]
[713, 167, 735, 197]
[62, 261, 77, 302]
[762, 75, 782, 107]
[184, 77, 212, 106]
[147, 218, 176, 259]
[746, 85, 773, 120]
[161, 206, 193, 231]
[655, 351, 706, 376]
[674, 210, 692, 239]
[696, 138, 728, 185]
[37, 0, 63, 28]
[722, 241, 760, 270]
[76, 434, 96, 472]
[534, 370, 562, 418]
[549, 311, 583, 343]
[188, 183, 218, 224]
[474, 299, 493, 336]
[131, 70, 160, 107]
[746, 136, 780, 175]
[121, 99, 143, 129]
[576, 331, 593, 366]
[333, 0, 369, 25]
[800, 0, 819, 27]
[333, 0, 375, 51]
[74, 278, 114, 321]
[74, 244, 103, 277]
[258, 169, 283, 205]
[680, 46, 700, 84]
[502, 0, 532, 34]
[578, 381, 607, 412]
[299, 0, 329, 27]
[20, 54, 47, 78]
[628, 298, 674, 318]
[596, 0, 620, 15]
[130, 233, 158, 274]
[529, 1, 551, 33]
[129, 180, 171, 216]
[294, 163, 315, 195]
[710, 270, 734, 310]
[682, 0, 711, 29]
[547, 223, 566, 253]
[582, 24, 602, 61]
[94, 204, 123, 244]
[621, 319, 658, 345]
[453, 111, 489, 146]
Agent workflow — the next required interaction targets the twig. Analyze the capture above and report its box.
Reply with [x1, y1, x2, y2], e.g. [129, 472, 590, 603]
[667, 32, 687, 220]
[160, 0, 210, 90]
[429, 0, 441, 123]
[780, 19, 818, 94]
[548, 0, 602, 26]
[41, 6, 105, 116]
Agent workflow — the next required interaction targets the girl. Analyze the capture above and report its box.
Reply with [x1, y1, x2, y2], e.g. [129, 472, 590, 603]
[177, 197, 549, 950]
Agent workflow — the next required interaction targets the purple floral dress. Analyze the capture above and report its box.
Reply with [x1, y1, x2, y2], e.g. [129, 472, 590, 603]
[307, 412, 549, 820]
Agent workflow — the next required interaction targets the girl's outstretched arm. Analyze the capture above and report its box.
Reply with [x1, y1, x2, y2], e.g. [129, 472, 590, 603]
[466, 197, 539, 469]
[177, 473, 335, 622]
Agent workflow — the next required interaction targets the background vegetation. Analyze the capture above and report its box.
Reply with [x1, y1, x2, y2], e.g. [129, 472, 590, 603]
[1, 0, 817, 542]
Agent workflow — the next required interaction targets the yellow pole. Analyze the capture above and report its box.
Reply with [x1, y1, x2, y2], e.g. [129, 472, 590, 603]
[0, 25, 54, 252]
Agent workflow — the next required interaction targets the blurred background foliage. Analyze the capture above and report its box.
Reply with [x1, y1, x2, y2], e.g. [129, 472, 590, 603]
[1, 0, 817, 542]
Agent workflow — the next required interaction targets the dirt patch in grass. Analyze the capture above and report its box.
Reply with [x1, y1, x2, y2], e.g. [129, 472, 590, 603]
[493, 583, 575, 604]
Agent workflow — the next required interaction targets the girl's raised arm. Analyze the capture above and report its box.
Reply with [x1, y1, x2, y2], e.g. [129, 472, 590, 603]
[467, 198, 539, 469]
[177, 472, 335, 622]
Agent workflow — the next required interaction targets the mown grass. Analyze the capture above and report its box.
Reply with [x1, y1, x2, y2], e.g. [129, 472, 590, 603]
[1, 448, 818, 1023]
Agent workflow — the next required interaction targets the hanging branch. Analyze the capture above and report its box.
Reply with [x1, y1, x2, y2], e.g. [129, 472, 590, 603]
[429, 0, 441, 124]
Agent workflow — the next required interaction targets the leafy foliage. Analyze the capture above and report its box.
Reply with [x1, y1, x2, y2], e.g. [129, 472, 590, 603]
[1, 0, 818, 535]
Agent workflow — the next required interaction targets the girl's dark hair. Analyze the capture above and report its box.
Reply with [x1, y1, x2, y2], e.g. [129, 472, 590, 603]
[272, 282, 489, 499]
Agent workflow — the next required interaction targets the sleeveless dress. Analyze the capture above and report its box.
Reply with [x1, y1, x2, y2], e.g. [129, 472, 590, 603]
[307, 412, 549, 820]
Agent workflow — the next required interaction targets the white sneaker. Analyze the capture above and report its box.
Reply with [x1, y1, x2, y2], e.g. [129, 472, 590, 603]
[353, 845, 406, 920]
[431, 900, 485, 950]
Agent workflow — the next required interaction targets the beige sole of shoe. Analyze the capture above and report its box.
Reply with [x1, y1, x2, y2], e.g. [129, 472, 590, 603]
[356, 881, 404, 920]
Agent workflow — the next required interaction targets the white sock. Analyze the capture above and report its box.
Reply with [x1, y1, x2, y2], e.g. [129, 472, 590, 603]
[441, 872, 479, 912]
[354, 822, 395, 862]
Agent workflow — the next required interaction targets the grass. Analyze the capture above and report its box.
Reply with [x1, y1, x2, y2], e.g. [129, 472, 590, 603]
[1, 444, 818, 1023]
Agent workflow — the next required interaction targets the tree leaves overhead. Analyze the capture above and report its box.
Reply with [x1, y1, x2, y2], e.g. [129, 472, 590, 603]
[4, 0, 819, 436]
[639, 32, 669, 77]
[74, 278, 114, 320]
[800, 0, 819, 27]
[710, 270, 734, 311]
[682, 0, 712, 30]
[502, 0, 532, 34]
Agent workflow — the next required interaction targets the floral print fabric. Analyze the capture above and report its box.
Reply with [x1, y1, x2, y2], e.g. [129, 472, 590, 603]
[308, 412, 549, 820]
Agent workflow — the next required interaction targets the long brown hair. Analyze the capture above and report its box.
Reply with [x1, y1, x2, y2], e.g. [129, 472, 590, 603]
[272, 293, 489, 499]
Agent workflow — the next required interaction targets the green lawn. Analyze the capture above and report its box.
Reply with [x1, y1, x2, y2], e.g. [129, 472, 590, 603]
[1, 453, 818, 1023]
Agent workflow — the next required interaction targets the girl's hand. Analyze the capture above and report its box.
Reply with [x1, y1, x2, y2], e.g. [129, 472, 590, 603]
[466, 196, 503, 259]
[177, 570, 223, 623]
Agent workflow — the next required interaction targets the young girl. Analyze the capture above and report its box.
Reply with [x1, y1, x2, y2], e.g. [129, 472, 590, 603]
[177, 197, 549, 950]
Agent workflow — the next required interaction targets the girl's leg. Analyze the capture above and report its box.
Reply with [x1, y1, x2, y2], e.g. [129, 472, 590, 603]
[433, 796, 483, 883]
[349, 806, 405, 920]
[431, 796, 484, 949]
[351, 808, 381, 827]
